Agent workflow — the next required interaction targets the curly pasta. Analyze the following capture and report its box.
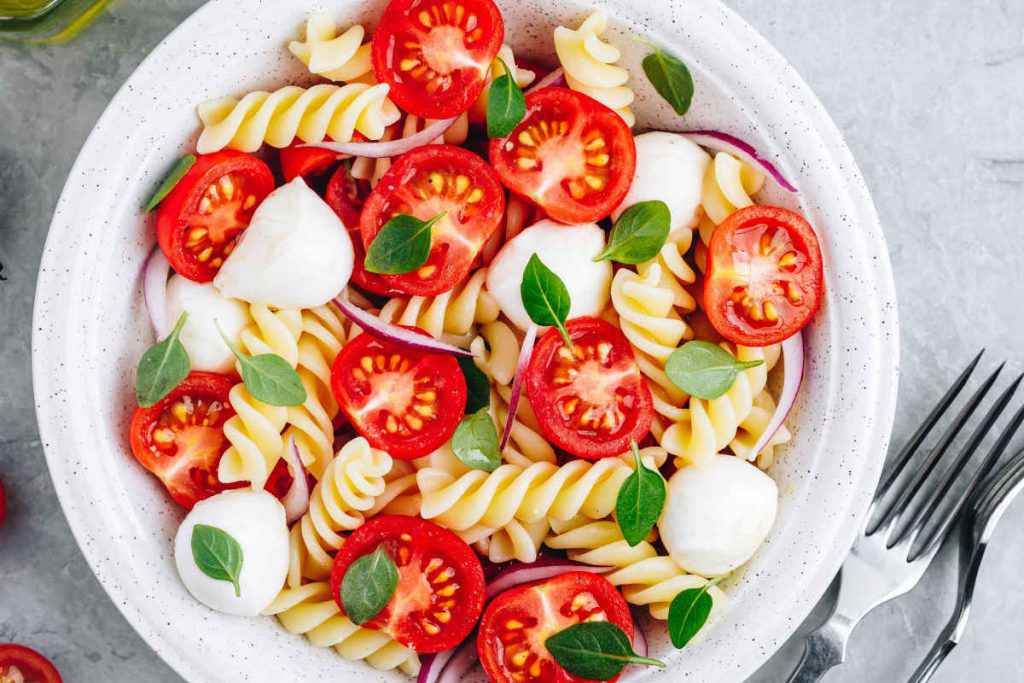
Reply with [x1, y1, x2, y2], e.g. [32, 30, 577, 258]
[611, 264, 690, 365]
[196, 83, 401, 154]
[700, 151, 766, 227]
[470, 43, 537, 121]
[554, 12, 634, 126]
[730, 390, 792, 469]
[473, 517, 550, 564]
[289, 16, 373, 83]
[263, 581, 420, 675]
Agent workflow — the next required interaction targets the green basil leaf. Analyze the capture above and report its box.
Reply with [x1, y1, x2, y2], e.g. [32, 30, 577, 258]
[546, 622, 665, 680]
[665, 340, 764, 400]
[521, 253, 572, 347]
[487, 59, 526, 138]
[642, 49, 695, 116]
[451, 408, 501, 472]
[364, 212, 444, 274]
[144, 155, 197, 212]
[595, 200, 671, 264]
[135, 312, 191, 407]
[616, 440, 667, 546]
[667, 582, 716, 648]
[191, 524, 244, 597]
[457, 356, 491, 413]
[341, 545, 399, 625]
[217, 322, 307, 406]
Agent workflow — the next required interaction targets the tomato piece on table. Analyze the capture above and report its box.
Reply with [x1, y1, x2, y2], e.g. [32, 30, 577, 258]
[372, 0, 504, 119]
[280, 144, 344, 182]
[479, 571, 634, 683]
[359, 144, 505, 296]
[525, 317, 652, 460]
[330, 329, 467, 459]
[704, 205, 824, 346]
[489, 87, 636, 224]
[156, 150, 274, 283]
[0, 644, 63, 683]
[330, 515, 485, 653]
[128, 371, 241, 509]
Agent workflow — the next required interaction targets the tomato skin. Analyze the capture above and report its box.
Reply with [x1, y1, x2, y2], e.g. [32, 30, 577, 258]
[0, 644, 63, 683]
[704, 205, 824, 346]
[330, 516, 485, 653]
[372, 0, 504, 119]
[478, 571, 634, 683]
[128, 371, 240, 509]
[526, 317, 653, 460]
[280, 145, 344, 182]
[489, 87, 636, 224]
[156, 151, 275, 282]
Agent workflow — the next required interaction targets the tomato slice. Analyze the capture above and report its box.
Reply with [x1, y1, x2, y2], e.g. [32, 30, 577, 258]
[128, 371, 241, 509]
[372, 0, 504, 119]
[525, 317, 653, 460]
[704, 205, 824, 346]
[479, 571, 634, 683]
[156, 151, 275, 283]
[330, 515, 485, 653]
[330, 329, 467, 459]
[359, 145, 505, 296]
[0, 644, 62, 683]
[280, 144, 344, 183]
[489, 87, 636, 224]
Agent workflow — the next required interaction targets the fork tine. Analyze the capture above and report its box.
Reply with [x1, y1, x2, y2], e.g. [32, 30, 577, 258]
[868, 361, 1004, 537]
[901, 374, 1023, 559]
[973, 446, 1024, 522]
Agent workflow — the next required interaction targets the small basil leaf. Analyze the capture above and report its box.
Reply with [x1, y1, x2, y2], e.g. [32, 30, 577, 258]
[667, 583, 716, 648]
[487, 59, 526, 138]
[642, 49, 695, 116]
[451, 408, 501, 472]
[595, 200, 671, 264]
[144, 155, 197, 212]
[665, 341, 764, 400]
[616, 440, 667, 546]
[216, 322, 307, 406]
[135, 312, 191, 407]
[191, 524, 244, 597]
[341, 545, 399, 625]
[457, 356, 491, 413]
[546, 622, 665, 681]
[521, 253, 572, 347]
[364, 212, 444, 275]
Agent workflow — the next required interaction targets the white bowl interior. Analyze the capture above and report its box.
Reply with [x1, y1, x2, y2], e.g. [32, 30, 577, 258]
[32, 0, 898, 681]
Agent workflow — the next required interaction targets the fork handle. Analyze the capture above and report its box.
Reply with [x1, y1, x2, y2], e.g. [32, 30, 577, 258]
[786, 613, 854, 683]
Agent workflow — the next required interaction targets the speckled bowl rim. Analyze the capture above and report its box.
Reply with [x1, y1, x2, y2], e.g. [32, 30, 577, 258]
[32, 1, 898, 681]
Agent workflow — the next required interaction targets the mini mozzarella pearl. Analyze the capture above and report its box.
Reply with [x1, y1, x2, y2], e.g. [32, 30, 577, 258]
[164, 275, 248, 373]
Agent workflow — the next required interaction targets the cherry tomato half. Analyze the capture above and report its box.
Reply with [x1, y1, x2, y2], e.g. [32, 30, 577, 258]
[704, 205, 824, 346]
[0, 644, 62, 683]
[525, 317, 653, 460]
[330, 515, 485, 653]
[128, 371, 241, 509]
[478, 571, 634, 683]
[360, 145, 505, 296]
[156, 151, 275, 282]
[372, 0, 504, 119]
[280, 144, 345, 183]
[490, 87, 636, 224]
[330, 329, 467, 459]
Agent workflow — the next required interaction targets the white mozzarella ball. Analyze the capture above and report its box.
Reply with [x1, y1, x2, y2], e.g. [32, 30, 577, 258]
[164, 275, 248, 373]
[174, 490, 289, 616]
[612, 132, 711, 232]
[485, 219, 612, 331]
[658, 455, 778, 577]
[213, 177, 353, 309]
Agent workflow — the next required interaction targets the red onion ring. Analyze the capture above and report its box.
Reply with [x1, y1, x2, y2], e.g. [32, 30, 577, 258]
[620, 613, 651, 682]
[281, 437, 311, 524]
[684, 130, 798, 193]
[486, 558, 610, 600]
[417, 650, 456, 683]
[746, 332, 804, 459]
[332, 295, 473, 358]
[500, 324, 538, 451]
[143, 245, 171, 338]
[525, 67, 565, 94]
[299, 117, 457, 158]
[437, 635, 479, 683]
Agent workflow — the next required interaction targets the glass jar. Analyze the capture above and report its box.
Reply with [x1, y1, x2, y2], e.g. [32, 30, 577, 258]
[0, 0, 111, 44]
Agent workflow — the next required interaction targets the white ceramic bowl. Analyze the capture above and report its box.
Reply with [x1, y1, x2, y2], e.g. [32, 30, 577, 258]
[32, 0, 898, 681]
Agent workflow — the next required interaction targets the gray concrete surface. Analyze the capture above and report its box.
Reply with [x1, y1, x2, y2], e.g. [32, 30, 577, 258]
[2, 1, 1022, 681]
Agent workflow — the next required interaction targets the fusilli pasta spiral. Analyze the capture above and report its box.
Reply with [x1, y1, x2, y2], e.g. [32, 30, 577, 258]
[289, 16, 374, 83]
[729, 390, 792, 470]
[700, 151, 766, 228]
[554, 12, 634, 126]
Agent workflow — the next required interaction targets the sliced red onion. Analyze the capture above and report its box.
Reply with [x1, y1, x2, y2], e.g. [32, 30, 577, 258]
[281, 437, 311, 524]
[143, 245, 171, 338]
[417, 650, 456, 683]
[500, 324, 538, 451]
[746, 332, 804, 459]
[300, 117, 457, 158]
[525, 67, 565, 94]
[437, 636, 479, 683]
[332, 295, 473, 358]
[486, 557, 610, 600]
[684, 130, 798, 193]
[630, 610, 648, 656]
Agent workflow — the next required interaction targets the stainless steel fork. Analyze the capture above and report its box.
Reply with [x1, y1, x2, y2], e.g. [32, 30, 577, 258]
[786, 352, 1024, 683]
